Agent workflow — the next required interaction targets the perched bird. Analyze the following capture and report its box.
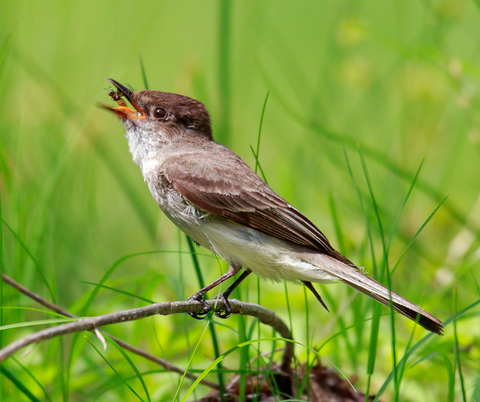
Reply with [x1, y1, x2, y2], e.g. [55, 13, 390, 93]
[100, 79, 443, 335]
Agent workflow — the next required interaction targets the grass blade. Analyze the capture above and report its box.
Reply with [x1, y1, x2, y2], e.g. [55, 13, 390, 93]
[254, 91, 270, 175]
[391, 196, 448, 275]
[67, 251, 169, 397]
[329, 194, 346, 254]
[12, 356, 54, 402]
[216, 0, 232, 145]
[358, 151, 398, 399]
[374, 297, 480, 401]
[173, 322, 210, 402]
[453, 288, 467, 402]
[343, 150, 381, 400]
[0, 366, 41, 402]
[182, 336, 356, 402]
[386, 159, 424, 253]
[0, 317, 78, 331]
[186, 236, 226, 397]
[108, 337, 151, 402]
[86, 337, 146, 402]
[79, 251, 167, 316]
[0, 170, 3, 359]
[139, 52, 149, 90]
[80, 281, 155, 304]
[2, 220, 55, 302]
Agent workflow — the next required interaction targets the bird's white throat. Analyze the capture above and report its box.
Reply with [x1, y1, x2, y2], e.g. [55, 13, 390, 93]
[123, 123, 169, 180]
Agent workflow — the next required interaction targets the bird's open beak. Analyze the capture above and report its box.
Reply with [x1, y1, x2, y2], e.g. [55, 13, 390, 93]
[97, 78, 146, 119]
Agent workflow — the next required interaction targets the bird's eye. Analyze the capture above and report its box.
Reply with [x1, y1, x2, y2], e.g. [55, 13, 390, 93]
[153, 107, 167, 119]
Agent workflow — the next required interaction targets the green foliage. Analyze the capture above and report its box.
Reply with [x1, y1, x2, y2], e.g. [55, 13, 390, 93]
[1, 1, 480, 401]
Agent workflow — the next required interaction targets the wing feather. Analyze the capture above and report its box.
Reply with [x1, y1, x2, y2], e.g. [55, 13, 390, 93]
[164, 149, 354, 266]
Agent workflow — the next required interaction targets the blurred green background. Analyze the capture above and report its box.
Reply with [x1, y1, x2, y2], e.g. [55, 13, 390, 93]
[1, 0, 480, 401]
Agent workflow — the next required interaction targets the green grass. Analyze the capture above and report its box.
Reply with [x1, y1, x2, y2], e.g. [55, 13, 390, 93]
[1, 1, 480, 400]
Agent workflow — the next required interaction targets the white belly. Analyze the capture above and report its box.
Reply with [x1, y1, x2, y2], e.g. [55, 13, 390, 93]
[157, 194, 335, 283]
[199, 217, 338, 283]
[147, 180, 339, 283]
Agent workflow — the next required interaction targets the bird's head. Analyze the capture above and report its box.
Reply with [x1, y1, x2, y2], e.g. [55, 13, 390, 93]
[99, 78, 213, 143]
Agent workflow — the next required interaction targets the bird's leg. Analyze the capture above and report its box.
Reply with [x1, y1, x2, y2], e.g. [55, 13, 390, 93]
[214, 269, 252, 319]
[302, 281, 330, 312]
[188, 266, 238, 320]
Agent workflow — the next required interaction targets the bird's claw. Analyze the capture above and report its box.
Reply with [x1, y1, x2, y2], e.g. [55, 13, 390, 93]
[187, 295, 211, 320]
[213, 294, 232, 319]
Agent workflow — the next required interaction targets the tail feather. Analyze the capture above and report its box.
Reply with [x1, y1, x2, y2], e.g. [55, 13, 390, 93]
[325, 264, 443, 335]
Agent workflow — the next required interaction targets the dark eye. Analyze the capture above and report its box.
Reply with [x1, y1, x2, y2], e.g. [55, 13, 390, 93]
[153, 107, 167, 119]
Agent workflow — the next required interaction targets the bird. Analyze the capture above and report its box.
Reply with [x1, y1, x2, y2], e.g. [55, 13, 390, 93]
[99, 78, 443, 335]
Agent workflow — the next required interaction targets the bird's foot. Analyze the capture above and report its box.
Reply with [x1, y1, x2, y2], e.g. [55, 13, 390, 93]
[213, 293, 232, 319]
[187, 295, 211, 320]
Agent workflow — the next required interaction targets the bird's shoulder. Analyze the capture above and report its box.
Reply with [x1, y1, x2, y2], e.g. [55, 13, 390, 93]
[164, 143, 269, 189]
[161, 142, 287, 213]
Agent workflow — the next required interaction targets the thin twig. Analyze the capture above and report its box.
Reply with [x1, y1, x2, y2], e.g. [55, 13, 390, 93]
[2, 274, 70, 317]
[1, 274, 293, 374]
[2, 274, 220, 388]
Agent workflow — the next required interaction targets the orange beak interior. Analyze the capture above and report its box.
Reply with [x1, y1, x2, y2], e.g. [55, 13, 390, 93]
[98, 78, 146, 119]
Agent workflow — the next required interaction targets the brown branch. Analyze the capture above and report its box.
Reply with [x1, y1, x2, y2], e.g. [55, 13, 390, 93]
[2, 274, 71, 317]
[1, 274, 293, 374]
[2, 274, 219, 389]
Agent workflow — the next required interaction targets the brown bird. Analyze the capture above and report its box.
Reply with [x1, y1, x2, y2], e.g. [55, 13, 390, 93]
[100, 79, 443, 335]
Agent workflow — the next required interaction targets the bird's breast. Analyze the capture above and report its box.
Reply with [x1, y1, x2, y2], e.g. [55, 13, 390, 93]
[147, 178, 214, 250]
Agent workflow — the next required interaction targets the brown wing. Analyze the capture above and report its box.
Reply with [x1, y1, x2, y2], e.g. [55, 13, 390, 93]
[164, 147, 354, 266]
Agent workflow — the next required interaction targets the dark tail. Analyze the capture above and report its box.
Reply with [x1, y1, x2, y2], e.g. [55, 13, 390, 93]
[339, 268, 443, 335]
[316, 260, 444, 335]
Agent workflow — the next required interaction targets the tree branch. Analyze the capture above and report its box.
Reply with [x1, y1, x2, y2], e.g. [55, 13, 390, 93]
[2, 273, 220, 389]
[1, 274, 293, 374]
